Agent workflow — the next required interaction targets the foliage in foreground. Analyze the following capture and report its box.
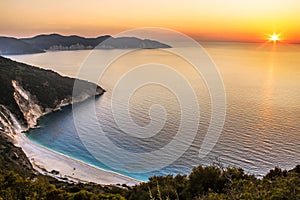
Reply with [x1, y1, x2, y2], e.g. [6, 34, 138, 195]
[127, 165, 300, 200]
[0, 165, 299, 200]
[0, 170, 126, 200]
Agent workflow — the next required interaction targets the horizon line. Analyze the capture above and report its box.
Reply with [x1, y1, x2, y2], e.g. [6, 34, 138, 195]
[1, 32, 299, 44]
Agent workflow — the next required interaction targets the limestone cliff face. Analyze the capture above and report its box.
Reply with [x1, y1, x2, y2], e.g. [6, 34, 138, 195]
[12, 80, 43, 129]
[0, 103, 24, 136]
[0, 105, 19, 134]
[0, 80, 104, 135]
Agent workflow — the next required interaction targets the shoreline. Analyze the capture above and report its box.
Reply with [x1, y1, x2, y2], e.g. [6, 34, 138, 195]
[16, 132, 141, 186]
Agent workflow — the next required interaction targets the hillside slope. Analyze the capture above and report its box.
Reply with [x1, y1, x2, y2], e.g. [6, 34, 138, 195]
[0, 56, 104, 134]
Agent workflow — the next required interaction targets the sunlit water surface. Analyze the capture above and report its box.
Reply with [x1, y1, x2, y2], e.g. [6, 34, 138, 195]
[7, 42, 300, 181]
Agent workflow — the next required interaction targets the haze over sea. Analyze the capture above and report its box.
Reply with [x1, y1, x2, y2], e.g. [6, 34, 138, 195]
[6, 42, 300, 181]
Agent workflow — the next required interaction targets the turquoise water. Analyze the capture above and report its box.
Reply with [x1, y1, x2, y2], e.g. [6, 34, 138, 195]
[25, 99, 157, 181]
[8, 42, 300, 181]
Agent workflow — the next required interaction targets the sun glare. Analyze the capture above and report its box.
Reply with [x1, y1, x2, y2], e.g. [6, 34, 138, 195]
[268, 33, 281, 43]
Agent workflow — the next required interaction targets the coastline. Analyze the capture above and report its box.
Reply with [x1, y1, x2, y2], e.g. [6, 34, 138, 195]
[16, 132, 141, 186]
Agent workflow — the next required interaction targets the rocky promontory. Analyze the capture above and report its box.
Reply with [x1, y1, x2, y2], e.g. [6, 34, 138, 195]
[0, 56, 105, 135]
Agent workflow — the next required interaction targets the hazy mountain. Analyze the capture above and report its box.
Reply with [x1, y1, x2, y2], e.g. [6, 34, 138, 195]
[0, 37, 44, 55]
[96, 36, 171, 49]
[21, 33, 171, 50]
[0, 33, 171, 55]
[21, 33, 111, 50]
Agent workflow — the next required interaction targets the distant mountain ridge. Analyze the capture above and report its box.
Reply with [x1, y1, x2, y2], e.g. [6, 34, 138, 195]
[0, 33, 171, 55]
[0, 37, 45, 55]
[21, 33, 111, 51]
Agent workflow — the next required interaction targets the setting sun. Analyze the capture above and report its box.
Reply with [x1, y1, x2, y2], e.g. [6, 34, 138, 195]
[1, 0, 300, 42]
[269, 33, 281, 43]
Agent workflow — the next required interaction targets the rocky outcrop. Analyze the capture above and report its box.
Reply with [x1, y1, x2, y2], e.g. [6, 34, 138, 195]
[12, 80, 43, 129]
[0, 105, 22, 134]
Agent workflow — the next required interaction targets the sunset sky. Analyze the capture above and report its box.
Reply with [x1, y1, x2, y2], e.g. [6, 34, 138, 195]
[1, 0, 299, 42]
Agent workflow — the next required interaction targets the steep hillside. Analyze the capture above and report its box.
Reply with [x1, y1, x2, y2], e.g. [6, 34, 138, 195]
[0, 131, 33, 177]
[0, 56, 104, 134]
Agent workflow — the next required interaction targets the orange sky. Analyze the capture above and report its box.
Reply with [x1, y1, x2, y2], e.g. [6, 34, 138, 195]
[1, 0, 299, 42]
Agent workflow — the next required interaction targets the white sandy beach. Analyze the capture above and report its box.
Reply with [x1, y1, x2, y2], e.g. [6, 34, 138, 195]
[15, 132, 141, 186]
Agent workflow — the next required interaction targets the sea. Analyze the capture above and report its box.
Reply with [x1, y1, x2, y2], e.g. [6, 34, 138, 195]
[6, 42, 300, 181]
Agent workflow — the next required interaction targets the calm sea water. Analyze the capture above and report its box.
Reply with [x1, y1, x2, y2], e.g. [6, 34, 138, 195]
[7, 42, 300, 181]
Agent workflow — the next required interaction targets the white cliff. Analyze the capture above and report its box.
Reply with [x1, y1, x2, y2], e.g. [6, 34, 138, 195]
[0, 105, 16, 134]
[0, 80, 104, 137]
[0, 105, 25, 135]
[12, 80, 43, 129]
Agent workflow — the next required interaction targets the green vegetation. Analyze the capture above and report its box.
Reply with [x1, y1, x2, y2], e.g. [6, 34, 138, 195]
[128, 165, 300, 200]
[0, 164, 299, 200]
[0, 170, 127, 200]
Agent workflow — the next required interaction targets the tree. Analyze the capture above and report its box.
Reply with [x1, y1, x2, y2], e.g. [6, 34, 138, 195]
[188, 166, 225, 198]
